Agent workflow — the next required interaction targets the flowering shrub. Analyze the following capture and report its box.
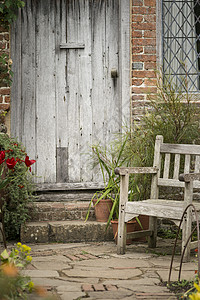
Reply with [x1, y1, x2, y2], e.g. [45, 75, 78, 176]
[0, 243, 34, 299]
[0, 134, 36, 239]
[0, 243, 56, 299]
[189, 282, 200, 299]
[0, 148, 36, 189]
[0, 242, 32, 268]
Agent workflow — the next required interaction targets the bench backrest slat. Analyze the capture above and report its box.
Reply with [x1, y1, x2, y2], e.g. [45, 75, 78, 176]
[173, 154, 180, 179]
[184, 155, 190, 173]
[163, 153, 170, 179]
[160, 143, 200, 155]
[195, 156, 200, 173]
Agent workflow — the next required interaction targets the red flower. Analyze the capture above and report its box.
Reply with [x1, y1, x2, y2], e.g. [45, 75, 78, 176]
[0, 151, 5, 165]
[16, 158, 22, 162]
[24, 156, 36, 171]
[6, 157, 17, 169]
[18, 185, 24, 189]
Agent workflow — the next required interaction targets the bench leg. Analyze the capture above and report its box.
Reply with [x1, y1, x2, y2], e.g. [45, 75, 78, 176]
[148, 216, 157, 248]
[182, 211, 191, 262]
[117, 174, 129, 255]
[117, 220, 127, 255]
[182, 181, 193, 262]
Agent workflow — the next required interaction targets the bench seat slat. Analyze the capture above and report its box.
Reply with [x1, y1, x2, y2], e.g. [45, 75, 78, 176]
[125, 200, 200, 221]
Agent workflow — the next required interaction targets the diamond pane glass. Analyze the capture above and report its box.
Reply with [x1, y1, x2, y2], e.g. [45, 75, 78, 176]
[163, 0, 200, 92]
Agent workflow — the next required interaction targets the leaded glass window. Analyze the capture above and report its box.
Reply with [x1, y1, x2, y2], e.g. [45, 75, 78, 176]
[163, 0, 200, 92]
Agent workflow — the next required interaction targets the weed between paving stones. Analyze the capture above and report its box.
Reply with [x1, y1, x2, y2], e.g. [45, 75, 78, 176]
[161, 278, 198, 299]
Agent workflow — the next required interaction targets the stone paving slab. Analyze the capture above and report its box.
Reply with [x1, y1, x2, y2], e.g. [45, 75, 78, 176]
[103, 278, 161, 288]
[87, 289, 134, 299]
[56, 283, 83, 292]
[75, 257, 151, 268]
[157, 269, 196, 282]
[32, 277, 99, 286]
[135, 293, 177, 299]
[58, 291, 86, 300]
[23, 269, 59, 278]
[32, 255, 71, 270]
[62, 267, 143, 279]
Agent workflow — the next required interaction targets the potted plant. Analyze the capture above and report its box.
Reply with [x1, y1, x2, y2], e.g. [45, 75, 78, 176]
[85, 137, 127, 224]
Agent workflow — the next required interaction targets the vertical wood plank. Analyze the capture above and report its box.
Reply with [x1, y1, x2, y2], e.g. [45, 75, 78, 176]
[35, 0, 56, 182]
[150, 135, 163, 199]
[56, 147, 68, 183]
[66, 0, 82, 182]
[78, 1, 93, 182]
[105, 0, 120, 144]
[91, 0, 106, 147]
[55, 0, 68, 182]
[184, 155, 191, 174]
[89, 0, 107, 183]
[163, 153, 170, 179]
[173, 154, 180, 179]
[21, 0, 36, 171]
[195, 155, 200, 173]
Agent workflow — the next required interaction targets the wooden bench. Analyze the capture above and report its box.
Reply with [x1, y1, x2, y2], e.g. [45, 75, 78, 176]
[115, 135, 200, 261]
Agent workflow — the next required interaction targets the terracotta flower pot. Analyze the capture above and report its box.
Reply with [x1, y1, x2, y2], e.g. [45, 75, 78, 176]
[92, 198, 113, 222]
[133, 215, 149, 242]
[111, 219, 137, 245]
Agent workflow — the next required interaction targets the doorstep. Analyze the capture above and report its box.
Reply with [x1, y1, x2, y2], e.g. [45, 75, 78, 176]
[20, 220, 113, 244]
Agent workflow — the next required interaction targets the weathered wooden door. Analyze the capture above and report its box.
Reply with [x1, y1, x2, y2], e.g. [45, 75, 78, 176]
[11, 0, 130, 186]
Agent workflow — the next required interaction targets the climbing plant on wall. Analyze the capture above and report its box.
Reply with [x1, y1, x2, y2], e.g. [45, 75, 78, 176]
[0, 0, 25, 27]
[0, 0, 25, 87]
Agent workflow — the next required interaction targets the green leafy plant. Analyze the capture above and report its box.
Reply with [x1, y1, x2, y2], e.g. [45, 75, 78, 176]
[0, 53, 13, 86]
[0, 133, 36, 240]
[85, 137, 129, 227]
[0, 0, 25, 27]
[0, 0, 25, 89]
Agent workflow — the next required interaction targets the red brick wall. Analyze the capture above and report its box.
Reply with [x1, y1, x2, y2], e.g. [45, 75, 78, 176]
[0, 25, 10, 113]
[131, 0, 157, 122]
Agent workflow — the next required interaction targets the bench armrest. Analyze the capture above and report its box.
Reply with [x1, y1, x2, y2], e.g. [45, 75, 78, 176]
[115, 167, 158, 176]
[179, 173, 200, 182]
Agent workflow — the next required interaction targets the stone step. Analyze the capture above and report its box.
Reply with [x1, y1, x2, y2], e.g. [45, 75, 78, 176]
[29, 201, 95, 222]
[21, 220, 114, 244]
